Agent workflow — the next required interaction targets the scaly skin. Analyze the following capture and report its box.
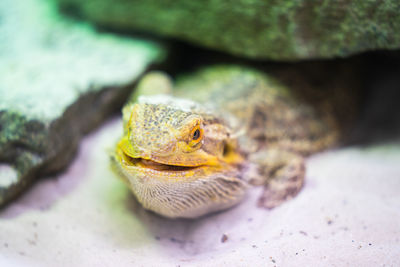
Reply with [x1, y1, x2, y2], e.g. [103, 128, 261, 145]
[112, 95, 249, 218]
[112, 65, 341, 218]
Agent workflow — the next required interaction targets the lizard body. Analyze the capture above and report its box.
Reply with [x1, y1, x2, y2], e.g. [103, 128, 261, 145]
[111, 65, 341, 218]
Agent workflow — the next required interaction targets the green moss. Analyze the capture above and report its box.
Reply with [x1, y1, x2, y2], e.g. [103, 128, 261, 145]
[56, 0, 400, 60]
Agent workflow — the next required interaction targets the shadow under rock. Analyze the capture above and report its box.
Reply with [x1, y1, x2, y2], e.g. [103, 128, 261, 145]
[348, 52, 400, 145]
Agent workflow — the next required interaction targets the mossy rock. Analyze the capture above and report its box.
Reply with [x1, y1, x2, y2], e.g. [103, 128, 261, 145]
[0, 0, 166, 206]
[56, 0, 400, 60]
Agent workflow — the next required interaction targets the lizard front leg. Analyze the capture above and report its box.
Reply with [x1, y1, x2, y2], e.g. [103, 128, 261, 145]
[248, 149, 305, 209]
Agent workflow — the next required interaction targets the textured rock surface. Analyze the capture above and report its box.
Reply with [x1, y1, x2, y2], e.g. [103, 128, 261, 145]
[56, 0, 400, 60]
[0, 0, 165, 206]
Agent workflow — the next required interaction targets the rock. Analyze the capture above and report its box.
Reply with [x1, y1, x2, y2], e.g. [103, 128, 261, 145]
[55, 0, 400, 60]
[0, 0, 166, 206]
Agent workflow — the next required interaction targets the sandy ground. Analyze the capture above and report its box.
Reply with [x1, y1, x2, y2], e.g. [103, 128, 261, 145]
[0, 118, 399, 267]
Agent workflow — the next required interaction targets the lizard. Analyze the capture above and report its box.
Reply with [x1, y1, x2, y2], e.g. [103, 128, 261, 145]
[111, 65, 342, 219]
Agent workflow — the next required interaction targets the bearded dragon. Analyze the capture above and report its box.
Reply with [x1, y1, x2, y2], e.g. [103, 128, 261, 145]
[111, 65, 340, 218]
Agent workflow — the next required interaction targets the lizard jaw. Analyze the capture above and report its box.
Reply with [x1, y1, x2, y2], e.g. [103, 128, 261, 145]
[112, 141, 248, 219]
[117, 146, 205, 173]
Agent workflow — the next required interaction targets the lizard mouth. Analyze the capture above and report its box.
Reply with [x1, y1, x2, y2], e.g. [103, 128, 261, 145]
[115, 137, 243, 173]
[119, 148, 201, 172]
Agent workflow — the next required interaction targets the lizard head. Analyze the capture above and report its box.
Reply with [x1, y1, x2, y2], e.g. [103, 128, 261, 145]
[112, 95, 248, 218]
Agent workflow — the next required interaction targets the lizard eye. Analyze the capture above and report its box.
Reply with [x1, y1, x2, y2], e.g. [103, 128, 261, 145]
[189, 126, 203, 145]
[193, 129, 201, 140]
